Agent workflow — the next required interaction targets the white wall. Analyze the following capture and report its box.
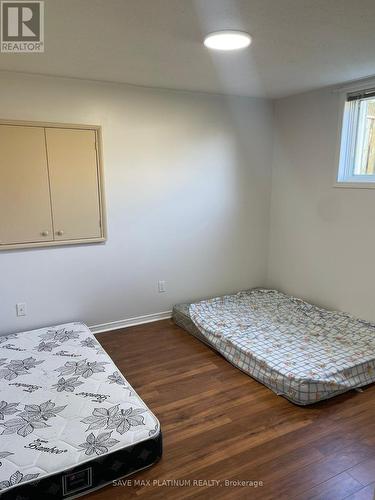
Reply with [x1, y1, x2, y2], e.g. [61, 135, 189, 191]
[268, 87, 375, 322]
[0, 72, 273, 334]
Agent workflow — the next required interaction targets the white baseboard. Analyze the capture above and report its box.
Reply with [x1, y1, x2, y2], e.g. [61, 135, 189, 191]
[89, 310, 172, 334]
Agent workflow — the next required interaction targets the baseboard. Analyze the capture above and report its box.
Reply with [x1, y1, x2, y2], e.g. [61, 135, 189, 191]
[89, 310, 172, 334]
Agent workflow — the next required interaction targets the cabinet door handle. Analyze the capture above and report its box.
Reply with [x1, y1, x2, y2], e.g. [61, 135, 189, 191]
[56, 230, 64, 236]
[41, 231, 49, 237]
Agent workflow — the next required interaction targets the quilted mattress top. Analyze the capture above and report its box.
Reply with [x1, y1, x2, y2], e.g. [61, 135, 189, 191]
[0, 322, 160, 494]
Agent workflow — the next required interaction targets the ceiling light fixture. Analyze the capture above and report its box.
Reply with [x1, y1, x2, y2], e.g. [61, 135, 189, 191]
[203, 30, 252, 51]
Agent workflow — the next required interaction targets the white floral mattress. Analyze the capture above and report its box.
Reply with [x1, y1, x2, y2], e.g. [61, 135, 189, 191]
[0, 322, 161, 498]
[189, 289, 375, 405]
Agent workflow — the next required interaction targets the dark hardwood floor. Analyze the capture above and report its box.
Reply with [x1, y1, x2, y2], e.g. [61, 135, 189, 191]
[88, 319, 375, 500]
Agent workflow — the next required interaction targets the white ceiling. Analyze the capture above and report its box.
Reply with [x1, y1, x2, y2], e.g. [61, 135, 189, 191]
[1, 0, 375, 98]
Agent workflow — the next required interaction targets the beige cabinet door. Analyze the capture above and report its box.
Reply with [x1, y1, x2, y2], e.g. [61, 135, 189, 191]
[0, 125, 53, 245]
[45, 128, 102, 241]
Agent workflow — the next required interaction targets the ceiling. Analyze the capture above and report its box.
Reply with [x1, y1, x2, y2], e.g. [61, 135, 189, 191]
[1, 0, 375, 98]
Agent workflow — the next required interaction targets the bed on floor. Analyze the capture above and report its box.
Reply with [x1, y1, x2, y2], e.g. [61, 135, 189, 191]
[173, 289, 375, 405]
[0, 322, 161, 499]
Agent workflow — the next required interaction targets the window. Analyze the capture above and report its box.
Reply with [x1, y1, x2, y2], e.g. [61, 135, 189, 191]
[338, 88, 375, 184]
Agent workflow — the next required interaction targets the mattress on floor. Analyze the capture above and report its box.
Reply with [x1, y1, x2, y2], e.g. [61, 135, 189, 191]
[0, 322, 161, 499]
[173, 289, 375, 405]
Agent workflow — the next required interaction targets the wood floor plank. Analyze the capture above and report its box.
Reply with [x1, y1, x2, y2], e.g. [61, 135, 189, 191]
[345, 482, 375, 500]
[83, 319, 375, 500]
[300, 471, 363, 500]
[347, 457, 375, 487]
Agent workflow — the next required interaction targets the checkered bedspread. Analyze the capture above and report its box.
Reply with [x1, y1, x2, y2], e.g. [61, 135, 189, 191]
[189, 289, 375, 404]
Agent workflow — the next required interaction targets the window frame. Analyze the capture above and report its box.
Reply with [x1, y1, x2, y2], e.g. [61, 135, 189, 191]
[335, 85, 375, 189]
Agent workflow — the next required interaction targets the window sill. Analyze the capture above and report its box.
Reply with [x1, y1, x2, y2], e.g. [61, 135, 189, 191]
[334, 181, 375, 189]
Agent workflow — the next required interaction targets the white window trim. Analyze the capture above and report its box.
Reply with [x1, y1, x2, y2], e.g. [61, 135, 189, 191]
[334, 79, 375, 189]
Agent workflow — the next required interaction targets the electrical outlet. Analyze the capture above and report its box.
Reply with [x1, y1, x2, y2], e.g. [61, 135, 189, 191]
[16, 303, 26, 317]
[158, 280, 167, 293]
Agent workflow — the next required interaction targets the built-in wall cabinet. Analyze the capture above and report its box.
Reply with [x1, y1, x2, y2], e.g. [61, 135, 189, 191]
[0, 121, 106, 250]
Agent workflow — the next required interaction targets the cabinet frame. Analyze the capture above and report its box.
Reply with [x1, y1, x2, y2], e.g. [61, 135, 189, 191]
[0, 119, 107, 251]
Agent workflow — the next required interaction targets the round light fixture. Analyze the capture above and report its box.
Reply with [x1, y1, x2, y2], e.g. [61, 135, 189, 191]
[203, 30, 252, 51]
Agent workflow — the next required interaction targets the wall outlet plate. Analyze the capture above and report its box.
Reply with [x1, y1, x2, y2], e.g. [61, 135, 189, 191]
[158, 280, 166, 293]
[16, 303, 26, 316]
